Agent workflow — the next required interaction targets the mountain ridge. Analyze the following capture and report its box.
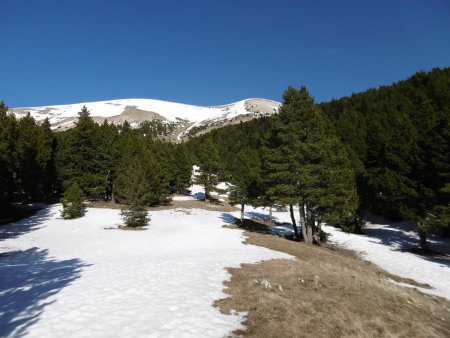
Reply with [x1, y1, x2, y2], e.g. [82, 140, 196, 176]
[9, 97, 281, 141]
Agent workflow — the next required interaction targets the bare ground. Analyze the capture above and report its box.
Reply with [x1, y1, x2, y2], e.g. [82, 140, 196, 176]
[215, 219, 450, 338]
[86, 197, 236, 212]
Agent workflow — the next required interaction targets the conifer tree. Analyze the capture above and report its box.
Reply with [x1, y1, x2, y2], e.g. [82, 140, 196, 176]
[228, 148, 261, 225]
[170, 143, 193, 194]
[61, 182, 85, 219]
[0, 102, 17, 214]
[265, 86, 358, 243]
[114, 156, 150, 227]
[195, 137, 223, 201]
[57, 106, 105, 197]
[38, 118, 57, 200]
[320, 67, 450, 249]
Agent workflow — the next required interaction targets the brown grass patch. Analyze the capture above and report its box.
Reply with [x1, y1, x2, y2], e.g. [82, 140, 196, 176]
[216, 220, 450, 337]
[86, 197, 237, 212]
[117, 225, 148, 231]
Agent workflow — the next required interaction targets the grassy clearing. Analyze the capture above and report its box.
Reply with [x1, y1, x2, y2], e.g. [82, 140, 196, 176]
[215, 220, 450, 337]
[87, 197, 237, 212]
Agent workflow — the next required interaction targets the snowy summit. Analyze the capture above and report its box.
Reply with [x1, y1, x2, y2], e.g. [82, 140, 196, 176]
[9, 98, 281, 140]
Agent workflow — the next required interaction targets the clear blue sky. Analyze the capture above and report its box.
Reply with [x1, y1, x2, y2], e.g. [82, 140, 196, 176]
[1, 0, 449, 108]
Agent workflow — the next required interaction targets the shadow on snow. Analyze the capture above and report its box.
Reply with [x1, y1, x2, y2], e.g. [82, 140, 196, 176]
[0, 206, 54, 242]
[0, 205, 90, 337]
[0, 248, 89, 337]
[361, 216, 450, 268]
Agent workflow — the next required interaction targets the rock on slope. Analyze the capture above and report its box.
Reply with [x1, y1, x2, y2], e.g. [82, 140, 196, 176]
[9, 98, 280, 141]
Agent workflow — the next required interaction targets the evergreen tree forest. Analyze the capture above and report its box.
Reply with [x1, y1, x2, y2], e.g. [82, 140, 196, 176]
[1, 68, 448, 248]
[0, 104, 193, 220]
[0, 103, 57, 217]
[186, 68, 450, 249]
[320, 67, 450, 249]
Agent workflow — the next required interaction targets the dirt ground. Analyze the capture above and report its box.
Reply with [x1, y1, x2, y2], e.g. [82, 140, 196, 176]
[86, 197, 237, 212]
[215, 219, 450, 337]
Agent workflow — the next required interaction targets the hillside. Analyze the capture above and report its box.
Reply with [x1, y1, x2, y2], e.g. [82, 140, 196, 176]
[1, 191, 449, 337]
[9, 98, 280, 141]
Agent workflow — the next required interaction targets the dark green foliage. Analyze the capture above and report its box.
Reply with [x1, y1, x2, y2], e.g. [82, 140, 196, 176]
[228, 148, 262, 223]
[195, 137, 224, 200]
[264, 87, 358, 242]
[115, 156, 151, 227]
[15, 114, 57, 201]
[0, 103, 57, 216]
[121, 206, 149, 227]
[320, 67, 450, 248]
[61, 182, 85, 219]
[114, 156, 154, 206]
[186, 88, 358, 244]
[134, 120, 176, 138]
[0, 102, 17, 214]
[56, 106, 107, 196]
[169, 143, 193, 194]
[0, 101, 193, 216]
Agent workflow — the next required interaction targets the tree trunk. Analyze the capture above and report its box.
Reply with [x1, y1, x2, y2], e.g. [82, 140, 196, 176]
[111, 181, 115, 203]
[300, 204, 312, 244]
[354, 209, 363, 233]
[304, 207, 314, 244]
[418, 228, 429, 251]
[240, 203, 245, 226]
[289, 204, 300, 241]
[313, 218, 321, 244]
[204, 184, 209, 201]
[269, 205, 273, 222]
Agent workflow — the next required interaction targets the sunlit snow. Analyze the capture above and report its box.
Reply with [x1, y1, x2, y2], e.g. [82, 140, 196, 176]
[0, 205, 291, 337]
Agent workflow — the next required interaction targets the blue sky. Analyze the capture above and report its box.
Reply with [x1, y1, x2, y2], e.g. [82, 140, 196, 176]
[1, 0, 449, 107]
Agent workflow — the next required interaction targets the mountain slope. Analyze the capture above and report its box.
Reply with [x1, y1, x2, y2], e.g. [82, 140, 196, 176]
[9, 98, 280, 141]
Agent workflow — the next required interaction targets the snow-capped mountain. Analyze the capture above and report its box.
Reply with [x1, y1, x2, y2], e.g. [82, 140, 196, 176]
[9, 98, 280, 141]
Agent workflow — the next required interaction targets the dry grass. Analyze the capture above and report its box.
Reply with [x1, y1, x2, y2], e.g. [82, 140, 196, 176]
[86, 197, 236, 212]
[215, 220, 450, 338]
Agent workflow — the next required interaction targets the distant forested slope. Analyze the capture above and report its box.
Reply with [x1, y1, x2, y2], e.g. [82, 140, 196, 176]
[188, 68, 450, 245]
[319, 68, 449, 228]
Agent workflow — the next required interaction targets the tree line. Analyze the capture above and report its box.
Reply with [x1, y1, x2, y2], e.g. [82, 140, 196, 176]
[1, 67, 448, 247]
[187, 87, 358, 244]
[0, 105, 193, 225]
[186, 68, 449, 249]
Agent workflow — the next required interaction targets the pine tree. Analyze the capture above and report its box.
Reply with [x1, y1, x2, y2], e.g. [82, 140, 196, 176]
[265, 87, 358, 243]
[320, 67, 450, 249]
[195, 137, 223, 201]
[61, 182, 85, 219]
[0, 102, 17, 215]
[114, 156, 151, 227]
[57, 106, 105, 197]
[170, 143, 193, 194]
[228, 148, 261, 225]
[37, 118, 57, 200]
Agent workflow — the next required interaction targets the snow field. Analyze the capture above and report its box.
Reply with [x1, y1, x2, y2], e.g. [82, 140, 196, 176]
[2, 196, 449, 337]
[0, 205, 292, 338]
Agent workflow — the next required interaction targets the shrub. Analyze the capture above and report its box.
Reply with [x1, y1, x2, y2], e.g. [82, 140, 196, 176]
[61, 182, 85, 219]
[121, 205, 149, 228]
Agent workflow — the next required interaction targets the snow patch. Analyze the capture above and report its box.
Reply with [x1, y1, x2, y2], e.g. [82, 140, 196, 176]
[0, 205, 291, 337]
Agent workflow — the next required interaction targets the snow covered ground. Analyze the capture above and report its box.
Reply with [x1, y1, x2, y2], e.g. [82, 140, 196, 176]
[2, 199, 449, 337]
[0, 205, 291, 338]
